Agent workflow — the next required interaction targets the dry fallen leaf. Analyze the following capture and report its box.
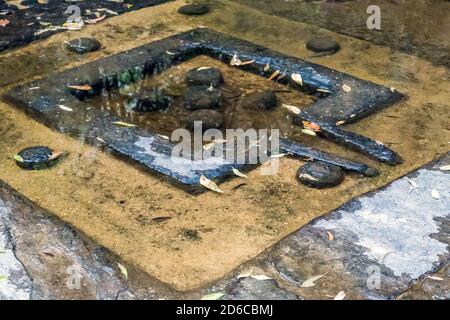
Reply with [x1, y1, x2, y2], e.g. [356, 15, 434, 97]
[203, 142, 215, 151]
[68, 84, 92, 91]
[200, 175, 224, 193]
[201, 292, 224, 300]
[302, 121, 321, 132]
[439, 165, 450, 171]
[282, 103, 301, 115]
[431, 189, 440, 200]
[58, 104, 73, 112]
[232, 168, 248, 179]
[197, 67, 212, 71]
[333, 291, 346, 300]
[268, 70, 280, 81]
[299, 173, 319, 182]
[270, 153, 287, 158]
[427, 275, 444, 281]
[85, 14, 106, 24]
[117, 263, 128, 279]
[291, 73, 303, 86]
[230, 54, 242, 66]
[240, 59, 255, 66]
[317, 88, 332, 94]
[327, 231, 334, 241]
[112, 121, 136, 127]
[251, 275, 272, 281]
[0, 19, 10, 27]
[342, 84, 352, 92]
[301, 129, 317, 136]
[48, 151, 65, 161]
[263, 64, 270, 72]
[335, 120, 346, 126]
[301, 273, 327, 288]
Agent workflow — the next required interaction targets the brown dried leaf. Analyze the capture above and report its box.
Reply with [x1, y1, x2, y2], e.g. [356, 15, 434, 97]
[68, 84, 92, 91]
[268, 70, 280, 81]
[327, 231, 334, 241]
[0, 19, 10, 27]
[199, 175, 224, 193]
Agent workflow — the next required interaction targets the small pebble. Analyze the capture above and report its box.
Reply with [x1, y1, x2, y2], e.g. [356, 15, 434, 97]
[15, 146, 60, 170]
[297, 162, 344, 189]
[65, 38, 101, 54]
[183, 86, 223, 110]
[130, 88, 172, 112]
[186, 67, 224, 87]
[178, 4, 209, 16]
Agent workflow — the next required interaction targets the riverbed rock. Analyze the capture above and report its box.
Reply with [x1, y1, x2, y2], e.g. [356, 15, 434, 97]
[186, 110, 224, 131]
[178, 4, 209, 16]
[15, 146, 60, 170]
[130, 88, 172, 112]
[183, 86, 223, 110]
[306, 38, 340, 54]
[65, 38, 101, 54]
[240, 90, 278, 111]
[297, 162, 344, 188]
[186, 67, 224, 87]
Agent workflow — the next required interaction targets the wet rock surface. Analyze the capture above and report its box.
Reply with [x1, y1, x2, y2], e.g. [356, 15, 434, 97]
[65, 38, 101, 54]
[183, 85, 223, 110]
[15, 146, 58, 170]
[178, 4, 209, 16]
[186, 67, 224, 87]
[240, 90, 278, 111]
[186, 110, 224, 131]
[306, 38, 340, 54]
[297, 162, 345, 188]
[130, 89, 172, 112]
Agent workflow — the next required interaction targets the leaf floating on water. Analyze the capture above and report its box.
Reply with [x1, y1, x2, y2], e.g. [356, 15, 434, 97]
[427, 275, 444, 281]
[333, 291, 346, 300]
[201, 292, 224, 300]
[268, 70, 281, 81]
[317, 88, 332, 94]
[390, 87, 397, 93]
[112, 121, 136, 127]
[270, 153, 287, 159]
[301, 129, 317, 137]
[342, 84, 352, 92]
[300, 273, 327, 288]
[327, 231, 334, 241]
[97, 8, 119, 15]
[0, 19, 10, 27]
[291, 73, 303, 86]
[117, 263, 128, 279]
[157, 134, 169, 140]
[335, 120, 346, 126]
[263, 64, 270, 72]
[439, 165, 450, 171]
[58, 104, 73, 112]
[232, 168, 248, 179]
[13, 154, 24, 163]
[199, 175, 224, 194]
[281, 103, 301, 115]
[431, 189, 440, 200]
[68, 84, 92, 91]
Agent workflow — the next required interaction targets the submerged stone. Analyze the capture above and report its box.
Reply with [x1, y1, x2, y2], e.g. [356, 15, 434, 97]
[297, 162, 344, 188]
[15, 146, 60, 170]
[130, 88, 172, 112]
[186, 67, 224, 87]
[240, 90, 278, 110]
[186, 110, 224, 131]
[178, 4, 209, 16]
[183, 86, 223, 110]
[306, 38, 340, 54]
[65, 38, 101, 54]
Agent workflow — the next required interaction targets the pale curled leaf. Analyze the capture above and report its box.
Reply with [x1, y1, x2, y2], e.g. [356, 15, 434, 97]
[197, 67, 211, 71]
[200, 175, 224, 193]
[335, 120, 346, 126]
[268, 70, 280, 81]
[251, 274, 272, 281]
[291, 73, 303, 86]
[342, 84, 352, 92]
[201, 292, 224, 300]
[439, 165, 450, 171]
[327, 231, 334, 241]
[58, 104, 73, 112]
[299, 173, 319, 182]
[427, 275, 444, 281]
[117, 263, 128, 279]
[68, 84, 92, 91]
[300, 273, 327, 288]
[232, 168, 248, 179]
[281, 103, 301, 115]
[14, 154, 24, 163]
[333, 291, 346, 300]
[301, 129, 317, 136]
